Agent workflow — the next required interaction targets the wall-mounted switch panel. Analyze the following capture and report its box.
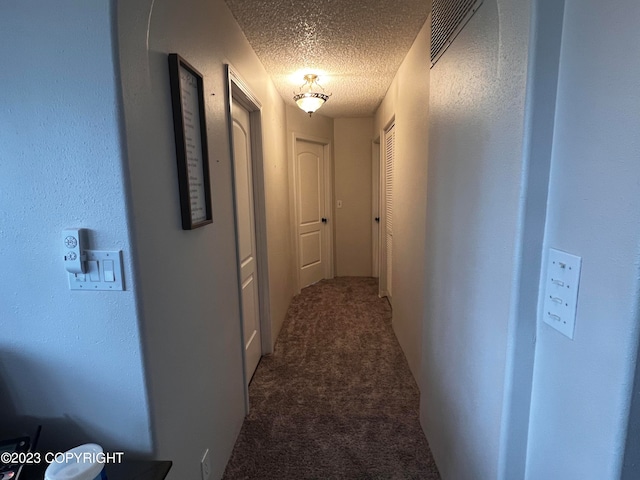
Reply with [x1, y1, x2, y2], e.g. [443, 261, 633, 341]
[68, 250, 124, 291]
[542, 248, 582, 339]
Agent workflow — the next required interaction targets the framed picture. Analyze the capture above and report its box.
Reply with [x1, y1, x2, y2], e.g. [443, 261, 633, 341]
[168, 53, 213, 230]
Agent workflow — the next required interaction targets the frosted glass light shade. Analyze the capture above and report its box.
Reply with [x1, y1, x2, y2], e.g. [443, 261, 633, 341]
[294, 92, 329, 115]
[293, 73, 331, 116]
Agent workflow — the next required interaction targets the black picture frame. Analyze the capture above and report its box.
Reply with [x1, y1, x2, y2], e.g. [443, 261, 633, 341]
[168, 53, 213, 230]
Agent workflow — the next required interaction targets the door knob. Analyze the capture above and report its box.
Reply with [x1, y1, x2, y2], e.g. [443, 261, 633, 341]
[321, 218, 328, 223]
[375, 217, 380, 223]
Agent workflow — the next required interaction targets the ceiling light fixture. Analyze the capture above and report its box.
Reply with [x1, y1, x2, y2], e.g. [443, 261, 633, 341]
[293, 73, 331, 116]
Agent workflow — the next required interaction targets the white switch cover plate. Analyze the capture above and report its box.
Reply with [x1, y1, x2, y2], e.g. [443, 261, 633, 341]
[68, 250, 124, 291]
[542, 248, 582, 339]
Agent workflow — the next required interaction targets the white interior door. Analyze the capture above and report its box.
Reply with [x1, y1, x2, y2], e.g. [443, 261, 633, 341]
[232, 103, 262, 383]
[295, 139, 328, 288]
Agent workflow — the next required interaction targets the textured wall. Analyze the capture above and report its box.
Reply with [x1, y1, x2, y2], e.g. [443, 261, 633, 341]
[422, 1, 531, 478]
[261, 89, 295, 349]
[374, 20, 430, 382]
[117, 0, 290, 477]
[334, 118, 373, 277]
[526, 0, 640, 477]
[497, 0, 565, 477]
[0, 0, 151, 453]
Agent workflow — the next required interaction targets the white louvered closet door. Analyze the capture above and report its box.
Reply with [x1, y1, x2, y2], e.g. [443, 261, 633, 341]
[384, 123, 395, 299]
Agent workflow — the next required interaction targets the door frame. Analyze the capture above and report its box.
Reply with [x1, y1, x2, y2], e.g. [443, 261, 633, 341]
[372, 137, 381, 278]
[225, 65, 272, 412]
[289, 133, 334, 293]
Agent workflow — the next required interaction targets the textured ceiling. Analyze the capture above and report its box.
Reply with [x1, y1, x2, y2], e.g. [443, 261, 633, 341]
[224, 0, 430, 118]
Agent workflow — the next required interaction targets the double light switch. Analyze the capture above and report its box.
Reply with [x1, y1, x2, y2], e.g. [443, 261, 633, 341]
[69, 250, 124, 291]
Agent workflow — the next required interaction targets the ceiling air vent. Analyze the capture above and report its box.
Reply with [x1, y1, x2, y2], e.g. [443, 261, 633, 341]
[431, 0, 484, 67]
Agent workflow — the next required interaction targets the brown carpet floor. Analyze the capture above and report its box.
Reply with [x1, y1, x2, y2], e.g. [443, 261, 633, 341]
[222, 277, 440, 479]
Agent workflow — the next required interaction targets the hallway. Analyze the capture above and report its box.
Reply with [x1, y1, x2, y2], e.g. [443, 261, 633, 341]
[222, 277, 440, 479]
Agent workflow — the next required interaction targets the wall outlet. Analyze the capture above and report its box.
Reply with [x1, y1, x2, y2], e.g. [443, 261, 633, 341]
[201, 448, 211, 480]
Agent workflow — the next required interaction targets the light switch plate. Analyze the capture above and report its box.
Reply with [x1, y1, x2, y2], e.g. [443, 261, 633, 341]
[542, 248, 582, 339]
[68, 250, 124, 291]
